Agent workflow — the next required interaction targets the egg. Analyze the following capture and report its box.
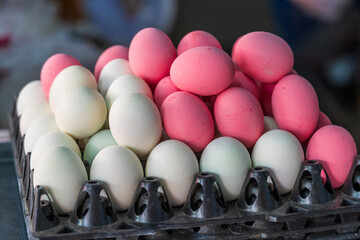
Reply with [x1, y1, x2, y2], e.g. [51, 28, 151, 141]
[145, 140, 199, 206]
[109, 93, 162, 157]
[34, 146, 88, 214]
[129, 27, 176, 86]
[106, 74, 153, 110]
[252, 129, 304, 194]
[31, 131, 81, 170]
[170, 46, 234, 96]
[259, 82, 276, 117]
[214, 87, 264, 149]
[24, 114, 60, 154]
[154, 76, 179, 109]
[77, 137, 90, 151]
[200, 137, 252, 201]
[90, 145, 143, 211]
[315, 111, 332, 131]
[264, 116, 278, 133]
[55, 87, 107, 139]
[161, 91, 214, 152]
[233, 31, 294, 83]
[16, 80, 46, 116]
[83, 129, 117, 164]
[272, 74, 319, 142]
[98, 59, 133, 97]
[231, 71, 260, 101]
[231, 36, 242, 67]
[40, 53, 81, 98]
[177, 30, 222, 55]
[94, 45, 129, 80]
[49, 65, 97, 112]
[306, 125, 357, 188]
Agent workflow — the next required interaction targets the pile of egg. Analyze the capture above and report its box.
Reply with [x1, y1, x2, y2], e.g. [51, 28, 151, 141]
[16, 28, 357, 214]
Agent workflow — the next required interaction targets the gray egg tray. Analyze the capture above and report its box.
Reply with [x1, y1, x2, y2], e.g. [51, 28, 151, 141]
[8, 96, 360, 240]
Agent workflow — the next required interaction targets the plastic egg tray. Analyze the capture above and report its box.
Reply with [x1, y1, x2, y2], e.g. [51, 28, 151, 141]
[8, 96, 360, 240]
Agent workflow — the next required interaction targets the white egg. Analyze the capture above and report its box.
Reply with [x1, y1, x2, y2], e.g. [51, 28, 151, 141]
[31, 131, 81, 171]
[34, 146, 88, 214]
[106, 74, 153, 110]
[20, 99, 52, 136]
[98, 59, 133, 97]
[16, 80, 46, 116]
[55, 87, 107, 139]
[90, 145, 143, 211]
[252, 129, 304, 194]
[145, 140, 199, 206]
[264, 116, 278, 133]
[49, 65, 97, 112]
[109, 93, 162, 157]
[83, 130, 117, 164]
[24, 114, 60, 154]
[200, 137, 252, 201]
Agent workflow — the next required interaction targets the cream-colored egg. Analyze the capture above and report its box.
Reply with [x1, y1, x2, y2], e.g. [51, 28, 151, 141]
[34, 146, 88, 214]
[31, 131, 81, 170]
[55, 87, 107, 139]
[49, 65, 97, 112]
[264, 116, 278, 133]
[24, 114, 60, 154]
[98, 59, 133, 97]
[252, 129, 304, 194]
[16, 80, 46, 116]
[20, 99, 52, 136]
[83, 130, 117, 164]
[90, 145, 143, 211]
[106, 74, 153, 110]
[200, 137, 252, 201]
[145, 140, 199, 206]
[109, 93, 162, 157]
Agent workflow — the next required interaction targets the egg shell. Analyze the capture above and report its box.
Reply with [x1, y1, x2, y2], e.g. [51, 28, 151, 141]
[316, 111, 332, 130]
[83, 129, 117, 164]
[264, 116, 278, 133]
[170, 46, 234, 96]
[200, 137, 252, 201]
[109, 93, 162, 157]
[252, 129, 304, 194]
[55, 87, 107, 139]
[77, 137, 90, 151]
[98, 59, 133, 97]
[145, 140, 199, 206]
[24, 114, 60, 154]
[231, 71, 260, 101]
[272, 74, 319, 142]
[49, 66, 97, 112]
[31, 131, 81, 170]
[40, 53, 81, 98]
[154, 76, 180, 109]
[20, 99, 52, 136]
[306, 125, 357, 188]
[34, 146, 88, 214]
[16, 80, 46, 116]
[177, 30, 222, 56]
[214, 87, 264, 149]
[90, 145, 143, 211]
[259, 82, 276, 117]
[106, 74, 153, 110]
[234, 31, 294, 83]
[231, 36, 241, 65]
[94, 45, 129, 80]
[161, 91, 214, 152]
[129, 28, 176, 86]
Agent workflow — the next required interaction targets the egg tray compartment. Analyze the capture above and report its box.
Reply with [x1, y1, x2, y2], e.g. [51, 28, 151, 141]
[8, 97, 360, 240]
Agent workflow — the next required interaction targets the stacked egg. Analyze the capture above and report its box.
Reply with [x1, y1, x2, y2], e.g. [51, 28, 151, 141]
[16, 28, 357, 214]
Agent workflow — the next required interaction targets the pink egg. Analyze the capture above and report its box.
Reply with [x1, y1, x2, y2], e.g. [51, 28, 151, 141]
[40, 54, 81, 98]
[214, 87, 264, 148]
[306, 125, 357, 188]
[231, 71, 260, 101]
[259, 82, 276, 117]
[154, 76, 180, 109]
[316, 111, 332, 130]
[234, 31, 294, 83]
[177, 30, 222, 56]
[94, 45, 129, 81]
[170, 46, 234, 96]
[129, 28, 176, 87]
[231, 36, 242, 65]
[272, 75, 319, 142]
[161, 91, 214, 152]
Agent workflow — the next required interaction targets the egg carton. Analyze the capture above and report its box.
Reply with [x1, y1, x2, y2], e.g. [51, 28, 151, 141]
[8, 97, 360, 240]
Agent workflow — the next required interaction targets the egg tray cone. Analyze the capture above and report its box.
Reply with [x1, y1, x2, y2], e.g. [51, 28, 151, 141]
[8, 96, 360, 240]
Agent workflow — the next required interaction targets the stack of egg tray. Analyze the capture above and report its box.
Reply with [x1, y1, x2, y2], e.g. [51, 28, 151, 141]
[8, 96, 360, 240]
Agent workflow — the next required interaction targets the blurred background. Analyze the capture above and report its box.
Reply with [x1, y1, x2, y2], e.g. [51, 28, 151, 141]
[0, 0, 359, 147]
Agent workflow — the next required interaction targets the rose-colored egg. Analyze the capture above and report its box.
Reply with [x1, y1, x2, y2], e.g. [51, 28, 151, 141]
[177, 30, 222, 56]
[259, 82, 276, 117]
[154, 76, 179, 109]
[231, 36, 242, 66]
[231, 71, 260, 101]
[161, 91, 214, 152]
[316, 111, 332, 130]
